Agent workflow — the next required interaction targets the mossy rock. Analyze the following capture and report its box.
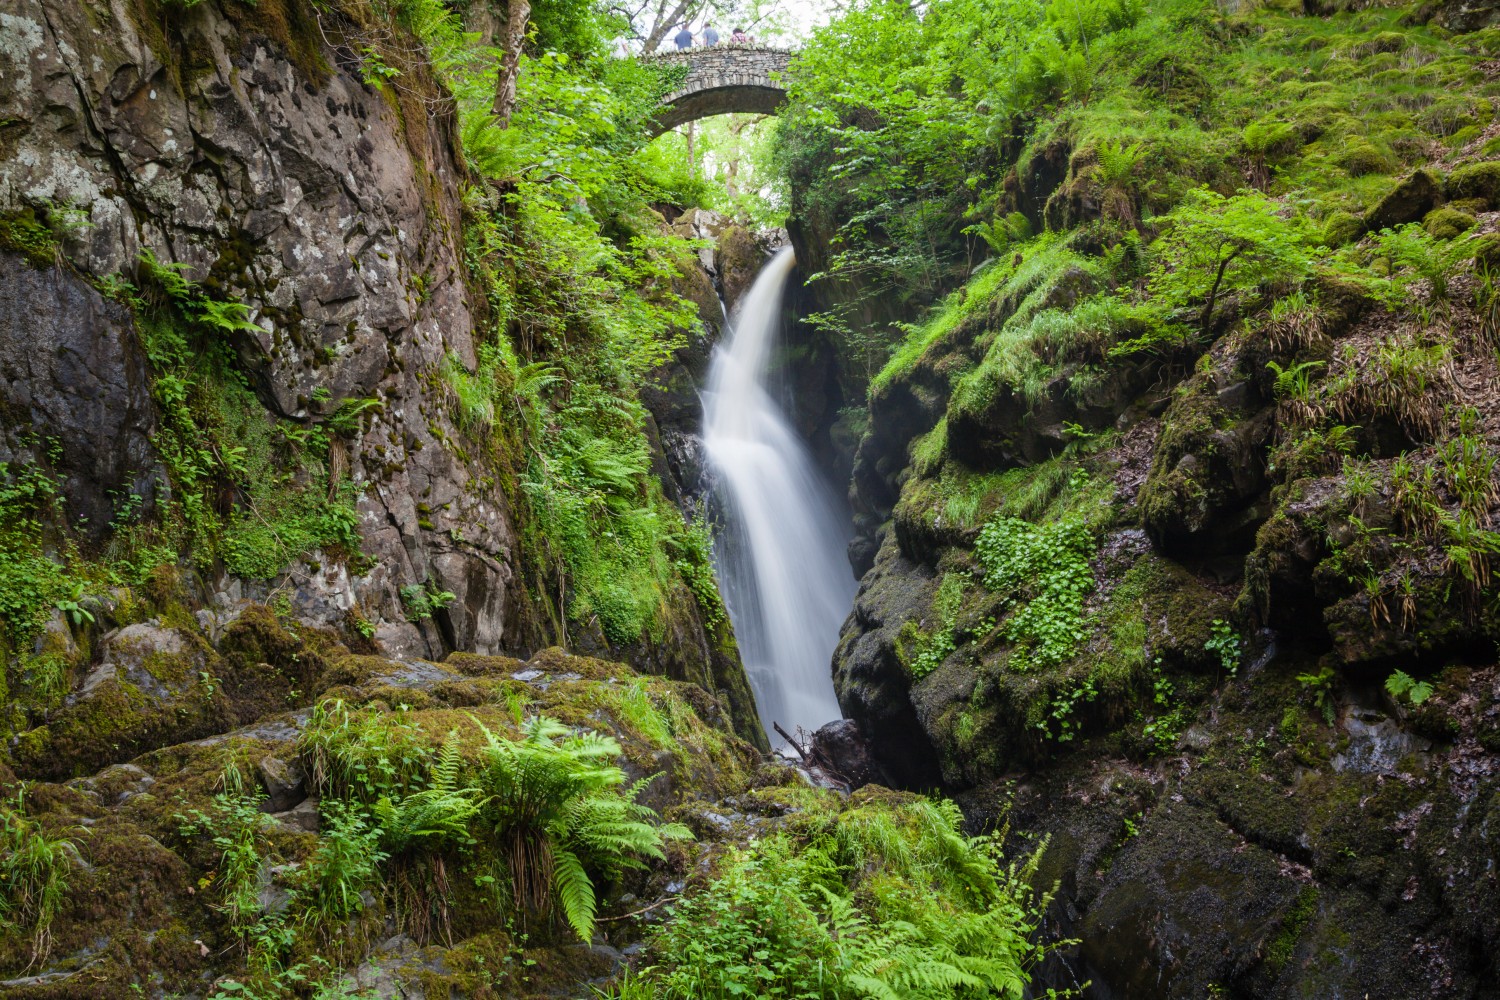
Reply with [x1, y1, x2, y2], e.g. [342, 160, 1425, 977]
[1320, 210, 1364, 246]
[1363, 169, 1441, 231]
[1308, 266, 1378, 332]
[12, 624, 226, 779]
[1444, 159, 1500, 205]
[1336, 140, 1397, 178]
[1423, 206, 1477, 239]
[1446, 196, 1490, 216]
[1243, 120, 1301, 158]
[1139, 373, 1272, 552]
[216, 604, 335, 724]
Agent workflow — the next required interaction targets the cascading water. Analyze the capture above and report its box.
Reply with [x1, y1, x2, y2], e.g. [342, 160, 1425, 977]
[702, 247, 856, 743]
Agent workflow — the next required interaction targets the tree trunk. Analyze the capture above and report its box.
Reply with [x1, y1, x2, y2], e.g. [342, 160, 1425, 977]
[642, 0, 698, 53]
[493, 0, 531, 126]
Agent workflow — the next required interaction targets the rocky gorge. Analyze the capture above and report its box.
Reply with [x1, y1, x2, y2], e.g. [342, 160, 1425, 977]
[5, 0, 1500, 996]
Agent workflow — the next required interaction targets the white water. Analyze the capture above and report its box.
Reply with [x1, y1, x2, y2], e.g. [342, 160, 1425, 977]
[702, 247, 855, 743]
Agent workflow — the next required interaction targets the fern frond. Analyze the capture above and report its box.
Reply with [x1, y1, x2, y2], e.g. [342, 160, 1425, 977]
[552, 848, 597, 942]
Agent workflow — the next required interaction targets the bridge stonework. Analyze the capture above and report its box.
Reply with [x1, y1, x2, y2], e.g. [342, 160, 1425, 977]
[643, 45, 792, 135]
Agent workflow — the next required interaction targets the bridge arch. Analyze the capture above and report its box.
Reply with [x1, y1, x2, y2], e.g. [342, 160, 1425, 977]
[642, 45, 792, 136]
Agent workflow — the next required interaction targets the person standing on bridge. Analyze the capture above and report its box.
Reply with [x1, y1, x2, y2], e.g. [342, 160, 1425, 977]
[674, 24, 693, 50]
[702, 24, 720, 46]
[730, 26, 748, 43]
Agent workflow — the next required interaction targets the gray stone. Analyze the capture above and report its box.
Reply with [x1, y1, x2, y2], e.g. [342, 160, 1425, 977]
[642, 46, 790, 134]
[257, 755, 307, 813]
[0, 257, 164, 541]
[272, 798, 321, 833]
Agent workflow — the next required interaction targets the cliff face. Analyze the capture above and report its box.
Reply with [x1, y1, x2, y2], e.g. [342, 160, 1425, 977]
[801, 6, 1500, 996]
[4, 0, 511, 654]
[0, 0, 765, 766]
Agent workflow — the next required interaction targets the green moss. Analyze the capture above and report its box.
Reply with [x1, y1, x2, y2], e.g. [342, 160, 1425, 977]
[1445, 160, 1500, 205]
[1422, 206, 1476, 239]
[1321, 210, 1363, 247]
[1335, 139, 1397, 177]
[0, 211, 57, 269]
[1265, 885, 1319, 972]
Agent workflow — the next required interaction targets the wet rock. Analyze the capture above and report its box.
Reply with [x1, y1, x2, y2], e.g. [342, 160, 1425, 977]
[832, 531, 945, 788]
[809, 719, 888, 790]
[0, 256, 164, 541]
[1333, 699, 1432, 775]
[715, 224, 771, 310]
[1080, 801, 1303, 997]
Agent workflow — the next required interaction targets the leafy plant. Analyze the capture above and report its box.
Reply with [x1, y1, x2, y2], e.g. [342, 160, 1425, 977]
[299, 699, 432, 802]
[400, 581, 458, 622]
[473, 715, 689, 942]
[1266, 359, 1325, 400]
[974, 515, 1096, 670]
[303, 801, 387, 929]
[1385, 669, 1434, 707]
[908, 572, 969, 680]
[1295, 665, 1337, 724]
[1204, 619, 1243, 675]
[176, 763, 276, 948]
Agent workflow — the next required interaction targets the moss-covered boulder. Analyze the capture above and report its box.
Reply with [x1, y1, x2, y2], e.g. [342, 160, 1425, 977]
[1362, 169, 1441, 232]
[1445, 159, 1500, 205]
[12, 624, 225, 780]
[1423, 206, 1477, 239]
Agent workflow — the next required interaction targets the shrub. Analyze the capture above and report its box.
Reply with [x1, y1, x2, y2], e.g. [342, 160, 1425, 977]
[1148, 188, 1314, 330]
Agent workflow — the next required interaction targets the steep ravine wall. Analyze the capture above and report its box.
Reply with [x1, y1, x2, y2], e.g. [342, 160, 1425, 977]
[0, 0, 766, 758]
[819, 231, 1500, 994]
[802, 92, 1500, 1000]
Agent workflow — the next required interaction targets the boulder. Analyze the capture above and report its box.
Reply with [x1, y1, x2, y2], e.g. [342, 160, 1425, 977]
[1362, 170, 1440, 233]
[13, 623, 223, 779]
[256, 755, 307, 813]
[809, 719, 888, 790]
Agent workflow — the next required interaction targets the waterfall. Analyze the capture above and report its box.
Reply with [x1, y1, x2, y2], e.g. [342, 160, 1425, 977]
[702, 247, 855, 744]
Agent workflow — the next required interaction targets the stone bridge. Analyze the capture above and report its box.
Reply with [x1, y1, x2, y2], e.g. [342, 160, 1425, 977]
[643, 45, 792, 135]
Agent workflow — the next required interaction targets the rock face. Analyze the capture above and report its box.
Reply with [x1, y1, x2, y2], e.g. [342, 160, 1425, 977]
[2, 0, 513, 653]
[0, 259, 163, 541]
[816, 157, 1500, 998]
[0, 0, 765, 749]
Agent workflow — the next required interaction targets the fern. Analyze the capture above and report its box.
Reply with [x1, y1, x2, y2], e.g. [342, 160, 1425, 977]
[1385, 669, 1434, 706]
[1266, 359, 1325, 400]
[473, 714, 688, 942]
[552, 848, 598, 942]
